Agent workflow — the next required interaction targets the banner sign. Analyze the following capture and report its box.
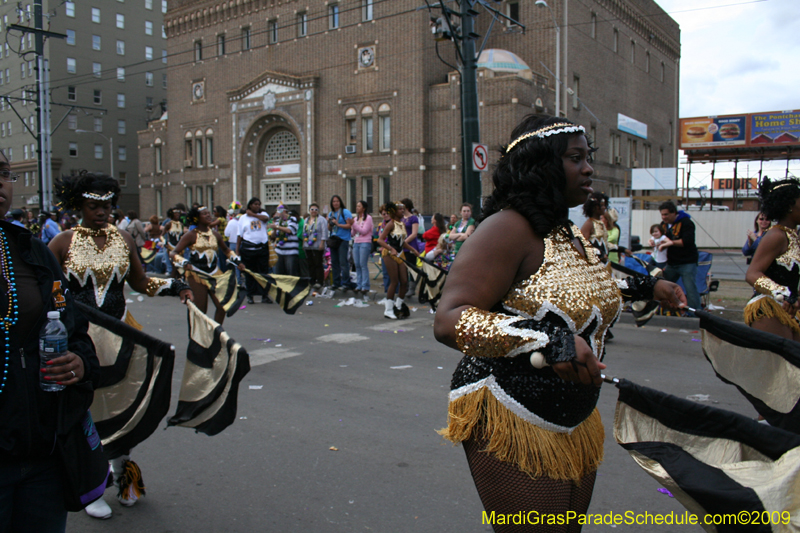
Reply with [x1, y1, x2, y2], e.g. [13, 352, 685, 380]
[265, 163, 300, 176]
[680, 110, 800, 149]
[618, 113, 648, 140]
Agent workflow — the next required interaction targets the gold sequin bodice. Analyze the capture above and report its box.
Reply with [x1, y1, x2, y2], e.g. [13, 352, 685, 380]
[774, 225, 800, 272]
[65, 225, 130, 309]
[189, 229, 220, 272]
[503, 225, 621, 355]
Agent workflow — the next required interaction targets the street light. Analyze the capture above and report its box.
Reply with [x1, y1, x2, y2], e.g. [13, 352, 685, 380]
[75, 129, 114, 178]
[535, 0, 560, 117]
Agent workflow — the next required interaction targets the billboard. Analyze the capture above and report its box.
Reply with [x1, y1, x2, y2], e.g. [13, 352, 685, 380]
[631, 168, 678, 190]
[680, 110, 800, 150]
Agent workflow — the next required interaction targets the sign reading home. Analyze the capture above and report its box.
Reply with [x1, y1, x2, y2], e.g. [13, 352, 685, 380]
[265, 164, 300, 176]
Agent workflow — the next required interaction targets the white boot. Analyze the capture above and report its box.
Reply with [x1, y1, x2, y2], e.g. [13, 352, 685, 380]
[384, 299, 397, 319]
[394, 296, 409, 318]
[85, 496, 113, 519]
[110, 454, 145, 507]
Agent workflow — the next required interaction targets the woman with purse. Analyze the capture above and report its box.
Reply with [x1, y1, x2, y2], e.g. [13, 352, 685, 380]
[0, 153, 105, 531]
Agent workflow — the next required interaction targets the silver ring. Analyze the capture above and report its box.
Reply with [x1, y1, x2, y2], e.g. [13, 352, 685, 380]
[70, 370, 76, 378]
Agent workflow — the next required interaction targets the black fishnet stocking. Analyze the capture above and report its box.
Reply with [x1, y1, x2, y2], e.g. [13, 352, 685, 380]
[464, 437, 596, 533]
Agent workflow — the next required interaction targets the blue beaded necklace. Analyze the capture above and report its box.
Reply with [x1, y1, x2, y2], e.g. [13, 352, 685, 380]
[0, 227, 18, 394]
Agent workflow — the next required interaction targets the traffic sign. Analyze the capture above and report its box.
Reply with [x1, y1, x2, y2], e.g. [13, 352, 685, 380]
[472, 143, 488, 172]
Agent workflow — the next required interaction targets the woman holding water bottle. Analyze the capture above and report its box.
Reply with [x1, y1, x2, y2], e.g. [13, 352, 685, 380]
[0, 150, 102, 531]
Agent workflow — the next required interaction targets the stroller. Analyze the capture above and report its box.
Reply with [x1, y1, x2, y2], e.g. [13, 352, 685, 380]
[632, 251, 719, 312]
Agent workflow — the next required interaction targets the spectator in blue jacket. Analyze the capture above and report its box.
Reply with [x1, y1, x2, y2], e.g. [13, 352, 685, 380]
[742, 211, 771, 264]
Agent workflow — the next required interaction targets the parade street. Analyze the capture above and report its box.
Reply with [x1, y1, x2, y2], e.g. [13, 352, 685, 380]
[68, 290, 755, 533]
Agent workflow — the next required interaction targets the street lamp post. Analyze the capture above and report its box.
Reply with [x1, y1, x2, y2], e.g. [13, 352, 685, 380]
[535, 0, 560, 117]
[75, 129, 113, 178]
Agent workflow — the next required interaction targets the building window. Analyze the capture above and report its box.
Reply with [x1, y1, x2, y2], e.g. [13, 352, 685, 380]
[591, 12, 596, 39]
[92, 34, 101, 50]
[644, 143, 651, 168]
[162, 25, 166, 39]
[20, 63, 25, 80]
[94, 144, 103, 159]
[241, 27, 251, 50]
[162, 74, 167, 88]
[155, 138, 163, 173]
[116, 14, 124, 29]
[93, 89, 101, 105]
[572, 76, 579, 109]
[268, 19, 278, 43]
[92, 7, 100, 23]
[1, 123, 5, 137]
[65, 1, 75, 17]
[145, 0, 153, 9]
[23, 145, 28, 160]
[162, 49, 168, 64]
[361, 106, 374, 153]
[362, 0, 373, 22]
[217, 34, 225, 55]
[206, 128, 214, 166]
[362, 177, 373, 209]
[68, 86, 76, 101]
[613, 29, 619, 53]
[118, 146, 127, 161]
[507, 1, 520, 24]
[145, 72, 153, 86]
[206, 186, 214, 207]
[379, 176, 390, 206]
[27, 62, 32, 78]
[297, 12, 307, 37]
[378, 104, 390, 152]
[69, 142, 78, 157]
[145, 20, 153, 35]
[0, 71, 3, 85]
[67, 115, 77, 130]
[193, 41, 202, 61]
[118, 119, 126, 135]
[67, 58, 76, 73]
[6, 122, 9, 136]
[118, 172, 127, 187]
[345, 107, 357, 146]
[156, 190, 162, 218]
[185, 187, 192, 205]
[117, 67, 125, 81]
[116, 40, 125, 55]
[646, 51, 650, 73]
[328, 4, 339, 29]
[184, 131, 193, 166]
[117, 93, 126, 108]
[162, 0, 167, 14]
[264, 130, 301, 162]
[66, 29, 75, 45]
[630, 40, 635, 63]
[194, 134, 204, 167]
[93, 62, 102, 78]
[94, 117, 102, 132]
[145, 46, 153, 60]
[196, 186, 203, 205]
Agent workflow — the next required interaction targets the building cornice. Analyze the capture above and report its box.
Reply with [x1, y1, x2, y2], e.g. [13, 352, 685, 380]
[596, 0, 680, 62]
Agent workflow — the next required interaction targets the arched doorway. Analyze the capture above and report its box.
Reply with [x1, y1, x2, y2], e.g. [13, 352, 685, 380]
[258, 129, 301, 214]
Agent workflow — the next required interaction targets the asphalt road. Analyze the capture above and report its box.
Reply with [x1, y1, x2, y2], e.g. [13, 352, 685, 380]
[67, 288, 756, 533]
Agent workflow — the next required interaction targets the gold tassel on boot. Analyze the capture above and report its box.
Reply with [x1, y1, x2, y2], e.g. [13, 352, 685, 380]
[116, 459, 146, 506]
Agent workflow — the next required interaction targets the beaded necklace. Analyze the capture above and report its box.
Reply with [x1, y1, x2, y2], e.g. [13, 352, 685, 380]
[0, 228, 19, 394]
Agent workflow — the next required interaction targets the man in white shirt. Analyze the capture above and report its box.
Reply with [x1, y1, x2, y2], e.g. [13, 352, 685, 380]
[236, 198, 272, 304]
[224, 209, 242, 285]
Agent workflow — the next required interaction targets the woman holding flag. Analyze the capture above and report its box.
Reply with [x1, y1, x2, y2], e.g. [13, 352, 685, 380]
[170, 205, 244, 324]
[434, 114, 685, 531]
[745, 177, 800, 340]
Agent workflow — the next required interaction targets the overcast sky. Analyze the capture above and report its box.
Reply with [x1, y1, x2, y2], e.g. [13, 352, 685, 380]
[654, 0, 798, 186]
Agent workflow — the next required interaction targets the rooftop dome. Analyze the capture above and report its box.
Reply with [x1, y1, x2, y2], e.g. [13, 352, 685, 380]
[477, 49, 531, 75]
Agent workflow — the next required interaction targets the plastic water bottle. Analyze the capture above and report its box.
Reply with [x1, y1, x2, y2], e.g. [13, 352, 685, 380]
[40, 311, 67, 392]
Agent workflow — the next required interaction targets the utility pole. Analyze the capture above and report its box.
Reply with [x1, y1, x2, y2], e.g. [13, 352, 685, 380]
[10, 0, 66, 212]
[459, 0, 481, 216]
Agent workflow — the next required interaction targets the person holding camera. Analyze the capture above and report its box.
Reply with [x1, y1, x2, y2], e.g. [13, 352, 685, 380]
[327, 195, 355, 291]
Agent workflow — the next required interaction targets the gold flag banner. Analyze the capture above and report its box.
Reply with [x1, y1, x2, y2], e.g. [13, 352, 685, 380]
[75, 302, 175, 459]
[179, 267, 246, 317]
[405, 257, 447, 310]
[241, 267, 311, 314]
[167, 301, 250, 436]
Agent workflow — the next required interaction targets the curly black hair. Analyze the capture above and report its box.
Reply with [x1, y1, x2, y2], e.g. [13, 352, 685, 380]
[54, 171, 121, 211]
[759, 176, 800, 221]
[481, 114, 592, 237]
[582, 191, 609, 218]
[186, 205, 210, 225]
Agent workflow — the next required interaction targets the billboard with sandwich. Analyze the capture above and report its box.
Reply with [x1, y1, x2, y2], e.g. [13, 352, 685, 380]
[680, 110, 800, 150]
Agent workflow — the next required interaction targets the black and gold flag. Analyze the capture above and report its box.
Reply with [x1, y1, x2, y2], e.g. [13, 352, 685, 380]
[167, 301, 250, 436]
[75, 302, 175, 459]
[240, 268, 310, 314]
[405, 257, 447, 310]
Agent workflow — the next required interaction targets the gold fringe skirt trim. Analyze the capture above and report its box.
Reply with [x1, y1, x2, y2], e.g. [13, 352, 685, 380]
[744, 296, 800, 335]
[437, 387, 604, 482]
[381, 249, 405, 265]
[185, 270, 214, 289]
[124, 311, 143, 331]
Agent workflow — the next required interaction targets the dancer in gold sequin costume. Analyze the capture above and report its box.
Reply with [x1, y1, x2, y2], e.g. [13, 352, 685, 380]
[48, 172, 193, 520]
[745, 177, 800, 341]
[580, 192, 609, 264]
[170, 206, 244, 324]
[434, 115, 686, 533]
[377, 201, 421, 319]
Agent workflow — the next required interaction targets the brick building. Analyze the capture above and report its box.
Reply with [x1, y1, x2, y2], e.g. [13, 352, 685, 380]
[4, 0, 168, 213]
[138, 0, 680, 219]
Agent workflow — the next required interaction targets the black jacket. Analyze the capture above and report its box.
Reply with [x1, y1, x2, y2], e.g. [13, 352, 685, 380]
[0, 221, 99, 462]
[665, 212, 699, 265]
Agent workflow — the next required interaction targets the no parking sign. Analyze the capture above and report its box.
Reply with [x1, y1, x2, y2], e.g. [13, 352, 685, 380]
[472, 143, 488, 172]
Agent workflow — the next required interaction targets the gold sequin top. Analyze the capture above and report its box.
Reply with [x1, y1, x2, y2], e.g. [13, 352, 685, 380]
[754, 225, 800, 300]
[188, 229, 221, 275]
[166, 220, 184, 250]
[65, 225, 130, 317]
[385, 219, 407, 252]
[589, 218, 608, 260]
